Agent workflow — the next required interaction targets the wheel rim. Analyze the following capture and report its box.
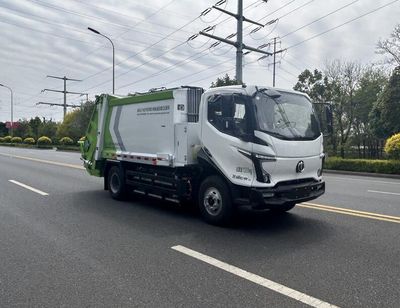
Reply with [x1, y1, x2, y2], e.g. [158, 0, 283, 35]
[110, 172, 120, 194]
[203, 187, 222, 216]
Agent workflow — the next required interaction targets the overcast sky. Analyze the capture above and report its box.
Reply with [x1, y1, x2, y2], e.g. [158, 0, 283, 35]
[0, 0, 399, 122]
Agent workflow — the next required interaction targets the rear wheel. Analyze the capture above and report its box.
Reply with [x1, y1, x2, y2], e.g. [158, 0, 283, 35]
[198, 176, 234, 225]
[108, 166, 127, 200]
[270, 202, 296, 213]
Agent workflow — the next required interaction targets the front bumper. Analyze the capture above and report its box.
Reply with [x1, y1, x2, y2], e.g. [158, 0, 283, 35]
[248, 179, 325, 208]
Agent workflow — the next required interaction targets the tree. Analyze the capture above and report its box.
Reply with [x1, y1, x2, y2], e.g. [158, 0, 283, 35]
[210, 74, 240, 88]
[377, 24, 400, 66]
[57, 109, 82, 141]
[370, 66, 400, 139]
[76, 101, 95, 135]
[293, 69, 333, 139]
[352, 67, 387, 157]
[293, 69, 332, 104]
[0, 122, 7, 136]
[13, 119, 33, 138]
[29, 116, 42, 139]
[325, 60, 363, 158]
[39, 118, 58, 141]
[57, 101, 95, 141]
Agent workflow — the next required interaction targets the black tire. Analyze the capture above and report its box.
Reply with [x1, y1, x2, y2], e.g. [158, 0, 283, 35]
[108, 166, 127, 200]
[270, 202, 296, 214]
[198, 176, 234, 225]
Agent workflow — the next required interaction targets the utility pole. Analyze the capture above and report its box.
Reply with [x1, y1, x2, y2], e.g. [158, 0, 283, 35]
[198, 0, 272, 84]
[273, 37, 277, 87]
[271, 37, 286, 87]
[41, 75, 87, 119]
[258, 38, 286, 87]
[236, 0, 243, 83]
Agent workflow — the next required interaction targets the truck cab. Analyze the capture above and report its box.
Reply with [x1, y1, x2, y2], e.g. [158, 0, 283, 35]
[195, 85, 325, 222]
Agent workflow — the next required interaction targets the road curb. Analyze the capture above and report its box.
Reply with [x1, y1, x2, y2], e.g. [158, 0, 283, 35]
[325, 169, 400, 180]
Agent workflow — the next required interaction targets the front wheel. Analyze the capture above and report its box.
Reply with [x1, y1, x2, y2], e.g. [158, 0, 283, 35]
[108, 166, 127, 200]
[198, 176, 234, 225]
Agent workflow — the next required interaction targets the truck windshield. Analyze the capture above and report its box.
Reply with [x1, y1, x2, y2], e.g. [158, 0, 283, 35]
[253, 91, 321, 140]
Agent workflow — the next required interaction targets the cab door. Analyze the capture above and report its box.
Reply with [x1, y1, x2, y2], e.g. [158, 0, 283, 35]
[200, 93, 255, 187]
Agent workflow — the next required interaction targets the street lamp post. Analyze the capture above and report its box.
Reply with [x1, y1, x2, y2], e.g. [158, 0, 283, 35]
[0, 83, 13, 136]
[88, 27, 115, 94]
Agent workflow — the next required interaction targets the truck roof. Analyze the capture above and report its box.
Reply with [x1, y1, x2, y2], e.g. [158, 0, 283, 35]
[203, 85, 310, 100]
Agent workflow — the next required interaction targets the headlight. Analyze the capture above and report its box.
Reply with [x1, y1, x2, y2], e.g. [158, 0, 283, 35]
[262, 170, 271, 183]
[255, 153, 276, 161]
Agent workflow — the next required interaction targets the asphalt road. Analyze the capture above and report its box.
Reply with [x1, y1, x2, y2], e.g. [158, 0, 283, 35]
[0, 147, 399, 307]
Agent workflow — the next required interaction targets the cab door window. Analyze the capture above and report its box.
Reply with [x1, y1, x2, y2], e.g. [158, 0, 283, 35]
[208, 95, 249, 137]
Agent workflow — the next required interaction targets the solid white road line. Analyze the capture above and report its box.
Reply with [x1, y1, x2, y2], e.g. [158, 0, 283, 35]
[9, 180, 49, 196]
[171, 245, 339, 308]
[367, 190, 400, 196]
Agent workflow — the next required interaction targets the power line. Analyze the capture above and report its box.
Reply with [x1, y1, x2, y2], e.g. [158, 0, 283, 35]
[2, 5, 186, 45]
[247, 0, 314, 39]
[17, 0, 180, 85]
[0, 19, 104, 47]
[65, 0, 195, 22]
[131, 0, 298, 89]
[281, 0, 359, 38]
[73, 0, 264, 91]
[287, 0, 400, 49]
[76, 1, 372, 93]
[1, 0, 182, 107]
[67, 1, 264, 94]
[120, 49, 241, 91]
[66, 0, 194, 34]
[112, 0, 295, 91]
[164, 57, 235, 87]
[77, 16, 200, 84]
[282, 57, 304, 72]
[105, 0, 398, 90]
[244, 0, 297, 31]
[27, 0, 163, 31]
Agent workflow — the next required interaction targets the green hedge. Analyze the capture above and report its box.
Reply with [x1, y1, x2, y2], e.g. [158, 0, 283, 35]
[59, 136, 74, 145]
[325, 157, 400, 175]
[11, 137, 23, 143]
[24, 137, 36, 144]
[38, 136, 52, 145]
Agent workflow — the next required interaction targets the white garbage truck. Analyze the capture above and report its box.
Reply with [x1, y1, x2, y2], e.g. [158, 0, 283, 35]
[81, 85, 326, 224]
